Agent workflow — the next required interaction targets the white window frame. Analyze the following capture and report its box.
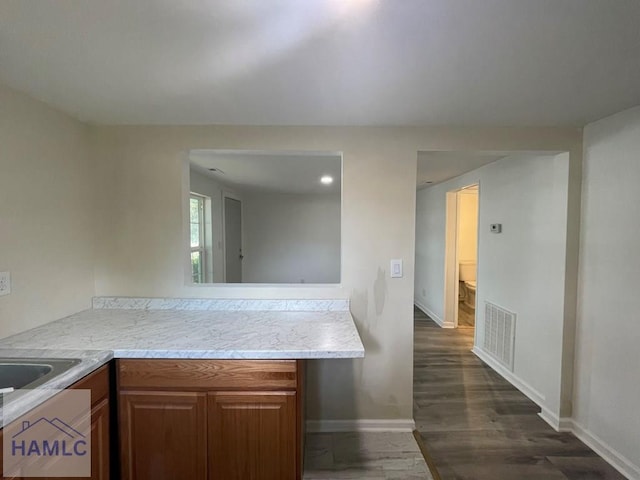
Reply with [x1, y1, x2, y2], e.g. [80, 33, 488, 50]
[190, 193, 206, 283]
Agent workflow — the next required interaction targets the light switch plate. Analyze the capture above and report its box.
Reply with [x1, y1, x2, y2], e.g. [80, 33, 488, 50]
[0, 272, 10, 296]
[390, 259, 403, 278]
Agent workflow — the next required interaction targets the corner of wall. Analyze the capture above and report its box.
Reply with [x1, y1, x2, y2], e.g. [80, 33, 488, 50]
[414, 301, 452, 328]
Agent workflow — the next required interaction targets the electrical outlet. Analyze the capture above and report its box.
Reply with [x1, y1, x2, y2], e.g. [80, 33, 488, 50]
[0, 271, 11, 296]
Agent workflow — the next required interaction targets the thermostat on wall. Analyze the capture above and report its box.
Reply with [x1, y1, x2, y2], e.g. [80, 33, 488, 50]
[490, 224, 502, 233]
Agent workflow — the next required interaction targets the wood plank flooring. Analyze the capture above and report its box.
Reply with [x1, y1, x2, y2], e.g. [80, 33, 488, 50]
[413, 306, 627, 480]
[304, 432, 433, 479]
[457, 302, 475, 327]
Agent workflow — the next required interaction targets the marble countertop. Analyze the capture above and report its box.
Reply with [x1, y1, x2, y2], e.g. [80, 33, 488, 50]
[0, 308, 365, 359]
[0, 297, 364, 425]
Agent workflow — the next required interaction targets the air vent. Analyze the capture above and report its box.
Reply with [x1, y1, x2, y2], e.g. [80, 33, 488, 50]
[483, 302, 516, 371]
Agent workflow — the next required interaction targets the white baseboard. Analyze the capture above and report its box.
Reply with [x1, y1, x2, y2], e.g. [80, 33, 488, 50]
[538, 409, 572, 432]
[414, 301, 454, 328]
[472, 346, 638, 479]
[472, 346, 563, 433]
[556, 416, 574, 433]
[306, 419, 416, 433]
[563, 419, 640, 480]
[471, 346, 546, 408]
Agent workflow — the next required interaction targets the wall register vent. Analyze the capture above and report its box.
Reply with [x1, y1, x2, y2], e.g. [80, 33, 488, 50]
[483, 302, 516, 371]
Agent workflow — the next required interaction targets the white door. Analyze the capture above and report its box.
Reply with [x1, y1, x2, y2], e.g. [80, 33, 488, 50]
[224, 197, 242, 282]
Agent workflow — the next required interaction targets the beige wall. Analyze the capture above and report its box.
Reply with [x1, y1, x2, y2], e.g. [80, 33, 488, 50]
[457, 191, 478, 264]
[90, 125, 581, 422]
[0, 84, 94, 337]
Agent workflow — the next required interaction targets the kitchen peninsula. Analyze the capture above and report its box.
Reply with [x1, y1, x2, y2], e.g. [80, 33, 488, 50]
[0, 297, 365, 480]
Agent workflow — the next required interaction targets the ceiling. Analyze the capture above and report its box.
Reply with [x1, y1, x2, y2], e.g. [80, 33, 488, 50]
[1, 0, 639, 126]
[417, 152, 505, 187]
[190, 150, 342, 195]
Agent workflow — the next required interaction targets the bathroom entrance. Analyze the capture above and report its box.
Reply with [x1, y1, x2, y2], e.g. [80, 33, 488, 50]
[445, 184, 479, 328]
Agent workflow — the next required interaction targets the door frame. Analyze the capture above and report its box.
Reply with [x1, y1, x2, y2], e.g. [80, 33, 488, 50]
[443, 183, 480, 329]
[222, 191, 244, 283]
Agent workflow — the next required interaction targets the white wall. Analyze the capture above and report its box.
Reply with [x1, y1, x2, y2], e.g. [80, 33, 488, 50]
[414, 186, 447, 322]
[90, 125, 580, 424]
[242, 191, 341, 284]
[0, 84, 94, 337]
[415, 153, 571, 421]
[573, 106, 640, 478]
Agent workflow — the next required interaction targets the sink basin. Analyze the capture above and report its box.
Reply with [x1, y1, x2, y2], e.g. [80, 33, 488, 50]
[0, 358, 81, 390]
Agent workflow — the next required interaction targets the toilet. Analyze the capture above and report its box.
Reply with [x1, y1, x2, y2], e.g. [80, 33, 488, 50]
[458, 262, 477, 310]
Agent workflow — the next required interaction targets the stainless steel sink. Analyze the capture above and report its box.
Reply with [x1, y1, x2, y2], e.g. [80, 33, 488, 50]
[0, 358, 81, 391]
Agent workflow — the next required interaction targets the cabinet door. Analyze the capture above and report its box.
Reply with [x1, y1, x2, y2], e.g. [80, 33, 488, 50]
[90, 397, 110, 480]
[120, 391, 207, 480]
[208, 391, 296, 480]
[32, 399, 110, 480]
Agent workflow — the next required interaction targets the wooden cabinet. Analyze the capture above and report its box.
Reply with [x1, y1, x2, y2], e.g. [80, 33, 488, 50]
[89, 397, 111, 480]
[0, 430, 16, 480]
[208, 391, 296, 480]
[117, 359, 304, 480]
[119, 391, 207, 480]
[0, 363, 111, 480]
[73, 364, 111, 480]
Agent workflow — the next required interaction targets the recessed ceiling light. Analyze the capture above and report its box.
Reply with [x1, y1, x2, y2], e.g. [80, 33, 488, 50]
[320, 175, 333, 185]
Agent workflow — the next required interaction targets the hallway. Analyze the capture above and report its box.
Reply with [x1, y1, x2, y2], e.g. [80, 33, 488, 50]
[413, 307, 625, 480]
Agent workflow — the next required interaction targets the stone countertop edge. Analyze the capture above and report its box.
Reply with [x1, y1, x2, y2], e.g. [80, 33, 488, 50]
[0, 297, 364, 425]
[0, 348, 113, 427]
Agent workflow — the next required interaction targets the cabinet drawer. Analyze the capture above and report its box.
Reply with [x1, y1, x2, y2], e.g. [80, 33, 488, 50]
[117, 359, 298, 390]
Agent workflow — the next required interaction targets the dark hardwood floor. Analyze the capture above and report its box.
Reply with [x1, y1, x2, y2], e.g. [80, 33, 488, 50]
[457, 302, 475, 327]
[413, 306, 626, 480]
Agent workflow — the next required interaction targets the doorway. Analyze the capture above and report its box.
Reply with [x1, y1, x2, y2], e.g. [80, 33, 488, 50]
[444, 184, 479, 329]
[223, 195, 243, 283]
